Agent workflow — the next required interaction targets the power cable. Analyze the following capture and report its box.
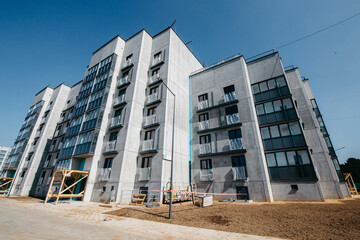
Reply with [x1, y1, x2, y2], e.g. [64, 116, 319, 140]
[276, 11, 360, 50]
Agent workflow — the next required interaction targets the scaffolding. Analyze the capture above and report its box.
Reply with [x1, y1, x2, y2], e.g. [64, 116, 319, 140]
[44, 170, 89, 205]
[344, 173, 359, 196]
[0, 177, 13, 195]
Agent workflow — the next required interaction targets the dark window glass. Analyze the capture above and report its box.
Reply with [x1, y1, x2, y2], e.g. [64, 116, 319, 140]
[225, 105, 238, 115]
[231, 156, 246, 167]
[199, 113, 209, 122]
[147, 107, 156, 116]
[119, 89, 126, 96]
[200, 159, 212, 169]
[199, 134, 211, 144]
[109, 132, 118, 141]
[104, 158, 113, 168]
[150, 86, 158, 94]
[114, 108, 122, 117]
[228, 129, 242, 139]
[224, 85, 235, 94]
[198, 94, 208, 102]
[141, 157, 152, 168]
[145, 130, 155, 140]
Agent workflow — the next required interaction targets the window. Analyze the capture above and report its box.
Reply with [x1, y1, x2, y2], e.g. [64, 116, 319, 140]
[289, 122, 301, 135]
[152, 68, 160, 77]
[119, 88, 126, 97]
[109, 132, 118, 141]
[141, 157, 152, 168]
[279, 124, 290, 136]
[199, 113, 209, 122]
[147, 107, 156, 116]
[200, 159, 212, 169]
[231, 156, 246, 167]
[27, 153, 33, 161]
[149, 86, 158, 95]
[198, 94, 208, 102]
[264, 102, 274, 113]
[154, 52, 162, 63]
[225, 105, 238, 115]
[126, 54, 132, 62]
[265, 150, 316, 180]
[145, 130, 155, 140]
[21, 171, 26, 178]
[103, 158, 113, 168]
[261, 127, 271, 139]
[199, 134, 211, 144]
[224, 85, 235, 94]
[47, 155, 52, 161]
[228, 129, 242, 140]
[114, 108, 123, 117]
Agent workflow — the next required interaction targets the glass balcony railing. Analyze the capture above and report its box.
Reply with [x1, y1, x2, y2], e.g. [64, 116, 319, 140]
[104, 140, 117, 153]
[224, 92, 236, 103]
[198, 120, 210, 131]
[198, 100, 208, 110]
[200, 169, 213, 181]
[99, 168, 111, 181]
[139, 167, 151, 181]
[226, 113, 240, 125]
[141, 139, 155, 152]
[109, 115, 123, 128]
[118, 75, 130, 87]
[113, 94, 125, 106]
[199, 143, 212, 154]
[229, 138, 243, 151]
[146, 92, 159, 104]
[232, 166, 247, 180]
[144, 115, 157, 127]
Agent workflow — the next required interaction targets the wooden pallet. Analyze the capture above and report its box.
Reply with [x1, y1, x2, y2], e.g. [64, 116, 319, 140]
[130, 193, 146, 205]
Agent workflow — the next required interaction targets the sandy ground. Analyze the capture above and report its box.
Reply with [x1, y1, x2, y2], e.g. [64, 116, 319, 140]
[106, 198, 360, 240]
[0, 197, 282, 240]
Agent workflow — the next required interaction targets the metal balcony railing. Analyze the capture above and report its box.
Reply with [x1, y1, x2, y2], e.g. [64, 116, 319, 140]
[139, 167, 151, 181]
[99, 168, 111, 181]
[148, 75, 161, 85]
[141, 139, 155, 151]
[198, 120, 210, 131]
[229, 138, 243, 151]
[114, 94, 125, 106]
[118, 75, 130, 87]
[109, 115, 122, 128]
[146, 92, 159, 104]
[224, 91, 236, 103]
[144, 115, 157, 126]
[232, 166, 247, 180]
[199, 143, 212, 154]
[104, 141, 117, 152]
[226, 113, 240, 125]
[198, 100, 208, 110]
[200, 169, 213, 181]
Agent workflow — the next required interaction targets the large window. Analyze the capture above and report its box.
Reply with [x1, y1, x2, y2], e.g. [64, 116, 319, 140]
[251, 75, 290, 103]
[255, 98, 297, 125]
[199, 134, 211, 144]
[103, 157, 113, 168]
[260, 121, 305, 150]
[265, 150, 316, 180]
[198, 93, 208, 102]
[228, 129, 242, 139]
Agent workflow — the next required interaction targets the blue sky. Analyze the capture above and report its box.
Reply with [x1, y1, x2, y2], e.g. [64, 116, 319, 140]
[1, 1, 359, 163]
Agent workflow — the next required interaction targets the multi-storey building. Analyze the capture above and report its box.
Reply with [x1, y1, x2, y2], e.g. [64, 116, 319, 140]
[0, 146, 11, 173]
[190, 52, 349, 201]
[3, 27, 349, 203]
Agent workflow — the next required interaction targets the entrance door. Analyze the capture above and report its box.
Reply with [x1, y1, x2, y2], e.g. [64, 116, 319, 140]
[139, 186, 148, 202]
[236, 186, 249, 200]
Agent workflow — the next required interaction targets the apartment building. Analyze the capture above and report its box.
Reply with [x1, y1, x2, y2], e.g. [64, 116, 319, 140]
[0, 146, 11, 172]
[3, 27, 348, 203]
[190, 52, 349, 201]
[2, 84, 72, 196]
[29, 27, 201, 204]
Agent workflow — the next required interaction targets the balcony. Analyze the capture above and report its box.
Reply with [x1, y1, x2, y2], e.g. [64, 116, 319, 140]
[118, 75, 130, 88]
[226, 113, 240, 125]
[109, 116, 123, 129]
[198, 120, 210, 131]
[99, 168, 111, 181]
[148, 75, 162, 86]
[232, 166, 247, 180]
[229, 138, 243, 151]
[29, 145, 36, 153]
[143, 115, 158, 128]
[197, 100, 208, 110]
[23, 161, 30, 169]
[150, 56, 164, 69]
[122, 59, 133, 71]
[200, 169, 213, 181]
[138, 167, 151, 181]
[113, 94, 126, 107]
[103, 140, 117, 155]
[35, 130, 41, 138]
[146, 92, 160, 105]
[199, 143, 212, 155]
[140, 139, 157, 154]
[224, 92, 236, 103]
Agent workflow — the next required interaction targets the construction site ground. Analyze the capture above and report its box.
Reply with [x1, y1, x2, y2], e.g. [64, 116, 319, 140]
[0, 197, 359, 240]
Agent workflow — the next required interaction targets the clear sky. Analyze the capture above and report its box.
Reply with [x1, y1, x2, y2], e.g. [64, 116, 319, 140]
[1, 1, 359, 163]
